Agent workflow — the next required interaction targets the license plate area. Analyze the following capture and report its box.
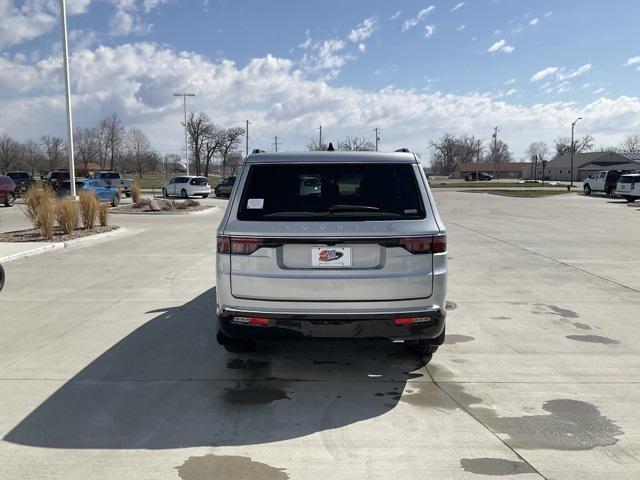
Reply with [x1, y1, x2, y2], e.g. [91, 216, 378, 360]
[311, 247, 352, 267]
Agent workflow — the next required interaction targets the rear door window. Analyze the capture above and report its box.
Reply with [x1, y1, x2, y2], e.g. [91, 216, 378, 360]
[237, 163, 426, 221]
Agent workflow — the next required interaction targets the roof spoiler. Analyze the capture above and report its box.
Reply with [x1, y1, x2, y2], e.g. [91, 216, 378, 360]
[395, 148, 411, 153]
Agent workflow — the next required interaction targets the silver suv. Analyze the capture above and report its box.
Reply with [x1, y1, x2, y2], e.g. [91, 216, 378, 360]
[215, 150, 447, 356]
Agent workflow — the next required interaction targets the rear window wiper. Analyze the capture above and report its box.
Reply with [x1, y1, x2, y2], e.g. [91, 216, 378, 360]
[328, 204, 380, 213]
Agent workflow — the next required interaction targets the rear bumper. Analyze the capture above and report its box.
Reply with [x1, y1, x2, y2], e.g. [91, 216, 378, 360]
[218, 306, 445, 341]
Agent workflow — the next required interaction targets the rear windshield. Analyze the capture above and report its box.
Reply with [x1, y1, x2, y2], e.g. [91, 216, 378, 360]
[8, 172, 28, 179]
[237, 163, 426, 221]
[619, 176, 634, 184]
[190, 177, 208, 185]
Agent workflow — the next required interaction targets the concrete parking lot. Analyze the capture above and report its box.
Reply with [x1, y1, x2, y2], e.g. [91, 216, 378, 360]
[0, 191, 639, 479]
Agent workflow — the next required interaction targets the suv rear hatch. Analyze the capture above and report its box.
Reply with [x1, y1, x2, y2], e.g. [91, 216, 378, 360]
[221, 162, 442, 302]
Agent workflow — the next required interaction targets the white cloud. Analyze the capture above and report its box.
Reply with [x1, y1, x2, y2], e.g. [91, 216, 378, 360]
[3, 43, 640, 159]
[357, 43, 366, 53]
[348, 17, 377, 43]
[299, 38, 351, 80]
[529, 18, 539, 26]
[389, 10, 402, 20]
[401, 6, 435, 32]
[530, 66, 559, 82]
[594, 87, 605, 94]
[142, 0, 172, 13]
[624, 56, 640, 67]
[545, 11, 553, 18]
[0, 0, 92, 48]
[457, 24, 466, 31]
[451, 2, 464, 12]
[488, 39, 514, 54]
[424, 25, 435, 39]
[493, 29, 501, 35]
[558, 64, 592, 80]
[504, 78, 516, 86]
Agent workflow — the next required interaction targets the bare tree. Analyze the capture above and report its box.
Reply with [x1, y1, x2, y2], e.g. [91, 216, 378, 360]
[74, 127, 101, 175]
[185, 112, 214, 176]
[99, 113, 125, 171]
[429, 133, 459, 175]
[621, 134, 640, 154]
[203, 125, 225, 177]
[219, 127, 245, 177]
[225, 151, 244, 175]
[306, 138, 328, 151]
[554, 135, 594, 157]
[0, 134, 19, 171]
[125, 128, 152, 178]
[339, 136, 375, 151]
[23, 139, 45, 176]
[40, 135, 65, 171]
[457, 135, 483, 164]
[526, 141, 549, 179]
[488, 139, 512, 167]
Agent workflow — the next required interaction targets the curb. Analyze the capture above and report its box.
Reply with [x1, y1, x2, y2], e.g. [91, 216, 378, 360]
[0, 227, 128, 264]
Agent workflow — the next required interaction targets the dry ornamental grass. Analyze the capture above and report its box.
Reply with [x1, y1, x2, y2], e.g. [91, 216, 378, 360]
[131, 182, 141, 203]
[98, 203, 110, 226]
[56, 198, 78, 235]
[79, 190, 98, 229]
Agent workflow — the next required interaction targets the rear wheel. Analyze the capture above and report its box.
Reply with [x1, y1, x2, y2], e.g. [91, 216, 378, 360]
[111, 194, 120, 207]
[583, 184, 592, 195]
[162, 188, 168, 198]
[202, 194, 209, 198]
[4, 193, 15, 207]
[181, 189, 188, 199]
[0, 264, 4, 291]
[626, 196, 636, 203]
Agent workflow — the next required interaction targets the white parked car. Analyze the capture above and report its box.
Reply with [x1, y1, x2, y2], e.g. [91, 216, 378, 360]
[615, 173, 640, 202]
[162, 176, 211, 199]
[583, 170, 626, 196]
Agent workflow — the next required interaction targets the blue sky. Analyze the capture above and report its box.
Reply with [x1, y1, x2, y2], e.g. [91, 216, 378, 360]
[2, 0, 640, 160]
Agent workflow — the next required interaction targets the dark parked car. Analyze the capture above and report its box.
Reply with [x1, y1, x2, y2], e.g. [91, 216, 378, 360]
[5, 171, 35, 194]
[0, 175, 17, 207]
[464, 172, 493, 181]
[45, 171, 71, 190]
[214, 176, 236, 198]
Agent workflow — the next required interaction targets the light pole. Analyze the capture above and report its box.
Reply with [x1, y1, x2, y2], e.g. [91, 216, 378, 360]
[174, 93, 195, 175]
[570, 117, 583, 188]
[59, 0, 76, 197]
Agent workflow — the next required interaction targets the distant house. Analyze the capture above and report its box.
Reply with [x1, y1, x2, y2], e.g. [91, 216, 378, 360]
[452, 162, 532, 179]
[542, 152, 640, 181]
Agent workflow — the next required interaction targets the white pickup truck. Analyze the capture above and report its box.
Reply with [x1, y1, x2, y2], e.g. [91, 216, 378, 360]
[615, 173, 640, 202]
[582, 170, 626, 196]
[90, 171, 134, 197]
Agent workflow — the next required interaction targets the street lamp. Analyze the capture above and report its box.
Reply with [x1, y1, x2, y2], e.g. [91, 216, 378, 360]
[59, 0, 76, 197]
[570, 117, 583, 188]
[174, 93, 195, 175]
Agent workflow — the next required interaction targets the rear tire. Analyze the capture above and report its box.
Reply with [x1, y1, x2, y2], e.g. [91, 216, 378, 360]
[626, 196, 636, 203]
[181, 189, 188, 199]
[162, 188, 168, 198]
[583, 184, 592, 195]
[202, 194, 209, 198]
[0, 264, 4, 291]
[4, 193, 15, 207]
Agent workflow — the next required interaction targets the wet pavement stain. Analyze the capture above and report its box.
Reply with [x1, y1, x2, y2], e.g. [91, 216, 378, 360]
[490, 316, 511, 320]
[223, 387, 290, 405]
[571, 323, 592, 331]
[532, 304, 579, 319]
[445, 334, 475, 345]
[226, 359, 270, 370]
[446, 301, 457, 311]
[460, 458, 534, 476]
[566, 335, 620, 345]
[176, 454, 288, 480]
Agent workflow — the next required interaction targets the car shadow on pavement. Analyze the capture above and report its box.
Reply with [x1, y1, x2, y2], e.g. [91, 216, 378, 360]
[4, 288, 427, 449]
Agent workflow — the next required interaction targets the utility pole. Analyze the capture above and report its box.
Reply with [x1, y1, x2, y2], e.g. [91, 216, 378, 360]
[59, 0, 76, 198]
[318, 125, 323, 150]
[374, 128, 380, 151]
[174, 93, 195, 175]
[492, 127, 499, 180]
[570, 117, 583, 188]
[245, 120, 250, 158]
[274, 136, 279, 152]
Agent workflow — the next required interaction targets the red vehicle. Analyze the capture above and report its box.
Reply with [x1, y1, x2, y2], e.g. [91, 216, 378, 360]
[0, 175, 17, 207]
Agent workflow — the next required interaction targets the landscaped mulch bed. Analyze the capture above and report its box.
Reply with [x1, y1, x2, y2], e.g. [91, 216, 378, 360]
[0, 226, 119, 243]
[111, 198, 213, 214]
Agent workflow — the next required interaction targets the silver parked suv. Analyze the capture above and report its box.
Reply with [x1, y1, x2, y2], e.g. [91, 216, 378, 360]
[215, 150, 447, 357]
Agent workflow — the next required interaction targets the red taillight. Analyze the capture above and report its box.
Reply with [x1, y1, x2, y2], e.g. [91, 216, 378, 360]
[231, 238, 264, 255]
[394, 317, 414, 326]
[399, 235, 446, 254]
[232, 316, 270, 327]
[217, 236, 230, 253]
[217, 237, 264, 255]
